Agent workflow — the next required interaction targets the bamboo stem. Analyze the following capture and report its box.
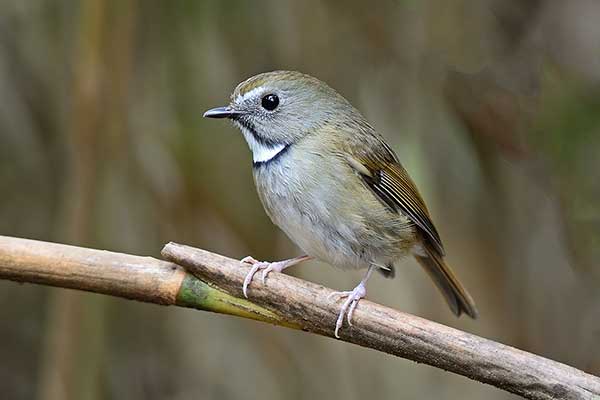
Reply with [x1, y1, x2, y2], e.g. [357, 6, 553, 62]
[1, 235, 599, 400]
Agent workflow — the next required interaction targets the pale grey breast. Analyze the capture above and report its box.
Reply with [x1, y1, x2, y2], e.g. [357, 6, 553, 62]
[252, 137, 416, 271]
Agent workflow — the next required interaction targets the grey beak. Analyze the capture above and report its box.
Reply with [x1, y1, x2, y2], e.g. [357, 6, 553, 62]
[203, 106, 238, 119]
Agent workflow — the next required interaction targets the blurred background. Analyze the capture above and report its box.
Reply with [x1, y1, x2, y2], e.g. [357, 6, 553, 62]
[1, 1, 599, 399]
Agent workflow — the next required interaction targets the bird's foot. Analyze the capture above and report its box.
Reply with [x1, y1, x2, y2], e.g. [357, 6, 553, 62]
[328, 281, 367, 338]
[240, 255, 310, 298]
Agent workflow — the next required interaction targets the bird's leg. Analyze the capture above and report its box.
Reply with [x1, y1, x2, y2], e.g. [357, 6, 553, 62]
[240, 255, 312, 298]
[328, 265, 375, 338]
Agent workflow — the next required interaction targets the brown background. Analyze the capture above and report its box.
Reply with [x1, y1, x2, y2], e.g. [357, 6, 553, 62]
[1, 1, 599, 399]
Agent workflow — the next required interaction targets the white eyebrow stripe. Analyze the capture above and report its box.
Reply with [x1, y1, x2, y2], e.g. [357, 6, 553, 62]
[236, 86, 265, 103]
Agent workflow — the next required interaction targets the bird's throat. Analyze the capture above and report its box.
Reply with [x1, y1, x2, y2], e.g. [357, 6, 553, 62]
[234, 121, 289, 164]
[251, 141, 287, 163]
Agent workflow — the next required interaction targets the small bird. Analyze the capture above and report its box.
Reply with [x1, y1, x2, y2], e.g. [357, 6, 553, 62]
[204, 71, 478, 337]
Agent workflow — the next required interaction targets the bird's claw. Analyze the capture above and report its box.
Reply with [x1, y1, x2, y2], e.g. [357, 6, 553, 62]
[240, 256, 259, 265]
[240, 256, 287, 298]
[328, 283, 367, 338]
[260, 265, 277, 284]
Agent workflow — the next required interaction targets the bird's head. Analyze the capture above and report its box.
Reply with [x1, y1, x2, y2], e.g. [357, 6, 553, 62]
[204, 71, 359, 163]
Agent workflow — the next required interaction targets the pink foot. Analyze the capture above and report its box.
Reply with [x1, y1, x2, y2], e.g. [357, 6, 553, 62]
[328, 282, 367, 338]
[240, 255, 311, 298]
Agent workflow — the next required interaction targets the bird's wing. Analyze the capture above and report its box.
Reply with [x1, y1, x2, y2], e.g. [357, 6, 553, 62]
[346, 141, 445, 256]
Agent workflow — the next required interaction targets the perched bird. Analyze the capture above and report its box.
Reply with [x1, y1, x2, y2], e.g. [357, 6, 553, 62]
[204, 71, 478, 337]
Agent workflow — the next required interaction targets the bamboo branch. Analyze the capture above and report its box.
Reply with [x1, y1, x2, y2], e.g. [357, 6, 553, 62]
[0, 236, 288, 326]
[1, 235, 599, 400]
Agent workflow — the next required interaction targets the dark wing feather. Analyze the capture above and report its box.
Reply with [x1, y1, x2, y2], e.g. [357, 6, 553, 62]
[348, 144, 445, 256]
[345, 137, 478, 319]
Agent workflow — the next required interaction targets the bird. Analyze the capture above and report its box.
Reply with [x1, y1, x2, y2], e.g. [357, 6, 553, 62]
[204, 71, 478, 337]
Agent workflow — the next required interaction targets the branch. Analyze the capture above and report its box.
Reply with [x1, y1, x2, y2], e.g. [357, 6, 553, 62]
[1, 236, 599, 399]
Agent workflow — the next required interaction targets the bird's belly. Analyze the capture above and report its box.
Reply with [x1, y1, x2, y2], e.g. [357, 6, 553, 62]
[254, 158, 416, 270]
[270, 201, 368, 269]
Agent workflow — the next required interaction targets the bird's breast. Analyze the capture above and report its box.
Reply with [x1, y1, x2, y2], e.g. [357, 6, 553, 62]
[252, 145, 416, 270]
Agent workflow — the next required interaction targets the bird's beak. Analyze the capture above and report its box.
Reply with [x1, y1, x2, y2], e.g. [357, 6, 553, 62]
[203, 106, 239, 119]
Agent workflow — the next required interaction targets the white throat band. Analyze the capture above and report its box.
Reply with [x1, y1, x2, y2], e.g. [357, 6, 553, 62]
[236, 123, 287, 163]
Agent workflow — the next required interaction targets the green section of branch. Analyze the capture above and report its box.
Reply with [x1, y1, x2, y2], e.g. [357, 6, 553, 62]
[175, 273, 300, 329]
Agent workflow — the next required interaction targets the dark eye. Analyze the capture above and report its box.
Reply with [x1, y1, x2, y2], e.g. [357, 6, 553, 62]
[261, 94, 279, 111]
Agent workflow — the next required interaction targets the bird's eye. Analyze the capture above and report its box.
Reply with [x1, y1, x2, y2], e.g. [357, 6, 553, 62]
[261, 94, 279, 111]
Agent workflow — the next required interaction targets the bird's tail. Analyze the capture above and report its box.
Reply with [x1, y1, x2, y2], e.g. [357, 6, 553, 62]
[414, 243, 478, 319]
